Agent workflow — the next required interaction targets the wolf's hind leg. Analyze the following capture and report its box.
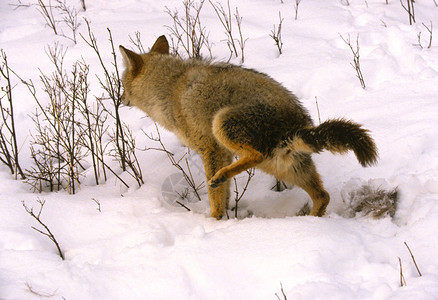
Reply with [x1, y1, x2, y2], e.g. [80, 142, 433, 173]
[208, 146, 262, 188]
[210, 107, 264, 188]
[301, 176, 330, 217]
[202, 146, 232, 219]
[287, 156, 330, 217]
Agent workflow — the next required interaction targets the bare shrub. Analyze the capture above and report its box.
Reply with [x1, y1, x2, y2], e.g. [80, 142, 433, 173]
[57, 0, 81, 44]
[81, 19, 143, 187]
[76, 75, 109, 186]
[13, 0, 81, 44]
[269, 12, 284, 56]
[109, 123, 144, 187]
[209, 0, 247, 63]
[340, 33, 366, 89]
[23, 44, 87, 193]
[0, 50, 25, 179]
[165, 0, 212, 59]
[129, 31, 146, 53]
[233, 7, 247, 64]
[16, 42, 131, 192]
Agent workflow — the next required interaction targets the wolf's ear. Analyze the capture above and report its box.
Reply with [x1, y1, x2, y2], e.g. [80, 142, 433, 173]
[150, 35, 169, 55]
[119, 45, 143, 75]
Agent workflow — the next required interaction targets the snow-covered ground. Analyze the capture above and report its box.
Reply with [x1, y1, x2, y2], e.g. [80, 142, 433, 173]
[1, 0, 438, 299]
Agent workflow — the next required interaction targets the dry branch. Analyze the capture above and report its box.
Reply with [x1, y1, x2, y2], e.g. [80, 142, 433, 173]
[233, 167, 255, 218]
[340, 33, 366, 89]
[400, 0, 415, 25]
[404, 242, 422, 277]
[269, 12, 284, 56]
[23, 199, 64, 260]
[399, 257, 407, 286]
[294, 0, 302, 20]
[275, 282, 288, 300]
[0, 49, 25, 179]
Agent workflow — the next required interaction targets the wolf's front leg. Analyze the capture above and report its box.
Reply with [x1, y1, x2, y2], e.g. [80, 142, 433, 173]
[206, 183, 231, 219]
[202, 147, 232, 219]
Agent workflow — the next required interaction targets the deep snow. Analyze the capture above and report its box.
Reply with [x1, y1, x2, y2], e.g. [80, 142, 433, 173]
[1, 0, 438, 299]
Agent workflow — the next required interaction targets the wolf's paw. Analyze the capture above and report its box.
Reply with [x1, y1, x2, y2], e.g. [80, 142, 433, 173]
[210, 210, 224, 220]
[209, 175, 227, 189]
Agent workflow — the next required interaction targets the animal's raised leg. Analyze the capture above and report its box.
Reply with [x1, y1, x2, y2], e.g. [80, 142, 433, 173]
[202, 146, 232, 219]
[210, 106, 264, 189]
[208, 145, 263, 188]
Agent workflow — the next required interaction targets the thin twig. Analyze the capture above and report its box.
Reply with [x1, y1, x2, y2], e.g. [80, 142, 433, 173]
[422, 22, 433, 49]
[176, 201, 191, 211]
[404, 242, 422, 277]
[315, 96, 321, 125]
[233, 167, 255, 218]
[275, 282, 288, 300]
[399, 257, 407, 287]
[294, 0, 302, 20]
[91, 198, 101, 212]
[269, 12, 284, 56]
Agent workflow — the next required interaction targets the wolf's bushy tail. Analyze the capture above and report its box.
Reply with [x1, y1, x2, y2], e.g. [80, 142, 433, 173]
[293, 119, 378, 167]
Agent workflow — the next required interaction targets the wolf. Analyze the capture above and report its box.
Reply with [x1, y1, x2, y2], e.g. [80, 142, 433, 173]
[119, 35, 378, 219]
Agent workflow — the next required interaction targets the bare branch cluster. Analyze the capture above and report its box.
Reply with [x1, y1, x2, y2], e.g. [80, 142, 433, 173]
[0, 50, 25, 179]
[81, 19, 143, 187]
[128, 31, 146, 53]
[209, 0, 247, 64]
[1, 21, 141, 191]
[340, 33, 366, 89]
[13, 0, 82, 44]
[10, 41, 131, 193]
[143, 122, 204, 202]
[269, 12, 284, 56]
[22, 44, 88, 193]
[109, 123, 144, 187]
[165, 0, 212, 59]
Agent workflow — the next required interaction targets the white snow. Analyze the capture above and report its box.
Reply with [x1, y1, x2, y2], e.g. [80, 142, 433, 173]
[1, 0, 438, 299]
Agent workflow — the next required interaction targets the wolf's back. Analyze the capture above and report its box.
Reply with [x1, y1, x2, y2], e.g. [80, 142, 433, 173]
[292, 119, 378, 167]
